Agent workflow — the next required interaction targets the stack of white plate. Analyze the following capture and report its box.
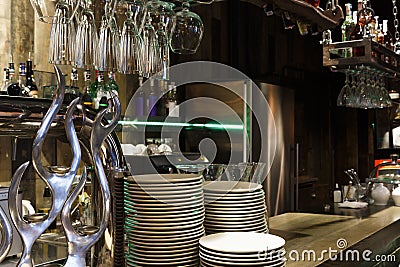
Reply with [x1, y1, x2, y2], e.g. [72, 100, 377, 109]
[199, 232, 286, 266]
[124, 174, 205, 266]
[203, 181, 268, 234]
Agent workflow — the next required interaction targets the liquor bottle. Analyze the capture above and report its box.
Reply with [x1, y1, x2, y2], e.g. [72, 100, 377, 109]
[377, 24, 384, 45]
[296, 20, 309, 36]
[148, 78, 157, 117]
[0, 68, 9, 95]
[341, 3, 355, 42]
[26, 53, 38, 98]
[107, 71, 119, 96]
[65, 67, 79, 102]
[95, 71, 107, 111]
[135, 87, 145, 117]
[7, 60, 21, 96]
[38, 186, 57, 233]
[305, 0, 320, 8]
[167, 83, 178, 117]
[82, 69, 93, 107]
[360, 0, 374, 38]
[19, 63, 29, 97]
[383, 20, 393, 50]
[91, 70, 100, 109]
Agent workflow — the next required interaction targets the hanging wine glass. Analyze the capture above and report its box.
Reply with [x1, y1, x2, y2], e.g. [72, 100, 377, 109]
[48, 0, 77, 64]
[156, 21, 170, 80]
[118, 3, 143, 74]
[146, 0, 175, 35]
[30, 0, 80, 24]
[95, 0, 120, 71]
[130, 0, 147, 34]
[141, 15, 160, 78]
[169, 1, 204, 54]
[337, 70, 351, 107]
[74, 0, 98, 68]
[358, 68, 370, 109]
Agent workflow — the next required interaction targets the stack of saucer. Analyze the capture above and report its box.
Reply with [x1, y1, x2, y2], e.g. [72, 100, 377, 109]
[199, 232, 286, 266]
[203, 181, 268, 234]
[124, 174, 205, 266]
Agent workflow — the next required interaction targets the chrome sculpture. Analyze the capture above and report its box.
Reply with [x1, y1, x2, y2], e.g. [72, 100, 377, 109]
[62, 93, 121, 267]
[9, 65, 82, 267]
[0, 206, 12, 263]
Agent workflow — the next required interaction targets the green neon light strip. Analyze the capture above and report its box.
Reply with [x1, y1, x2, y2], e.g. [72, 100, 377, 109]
[118, 121, 243, 130]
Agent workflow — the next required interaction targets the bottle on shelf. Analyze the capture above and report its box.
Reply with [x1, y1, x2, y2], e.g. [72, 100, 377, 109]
[0, 68, 9, 95]
[65, 67, 79, 102]
[19, 63, 29, 97]
[82, 69, 93, 107]
[377, 24, 384, 45]
[333, 183, 342, 203]
[341, 3, 355, 42]
[383, 20, 393, 50]
[95, 71, 107, 111]
[304, 0, 320, 8]
[38, 186, 57, 233]
[7, 59, 21, 96]
[25, 53, 38, 98]
[148, 78, 157, 117]
[107, 71, 119, 96]
[167, 83, 178, 117]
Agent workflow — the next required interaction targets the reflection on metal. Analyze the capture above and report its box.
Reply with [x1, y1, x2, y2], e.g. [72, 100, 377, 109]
[4, 64, 124, 266]
[62, 93, 121, 267]
[9, 66, 83, 267]
[0, 206, 12, 263]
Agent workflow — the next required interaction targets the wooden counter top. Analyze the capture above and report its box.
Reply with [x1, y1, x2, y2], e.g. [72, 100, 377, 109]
[269, 206, 400, 266]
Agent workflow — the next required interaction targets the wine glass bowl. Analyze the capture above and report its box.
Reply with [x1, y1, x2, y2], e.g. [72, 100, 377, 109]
[169, 1, 204, 54]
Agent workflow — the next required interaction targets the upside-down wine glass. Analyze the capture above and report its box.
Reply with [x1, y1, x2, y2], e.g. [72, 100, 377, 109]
[96, 0, 120, 71]
[118, 3, 143, 74]
[74, 0, 98, 68]
[141, 15, 160, 78]
[48, 0, 77, 64]
[169, 0, 204, 54]
[337, 69, 351, 107]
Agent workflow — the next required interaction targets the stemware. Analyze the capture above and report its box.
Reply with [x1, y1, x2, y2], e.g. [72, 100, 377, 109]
[48, 0, 77, 64]
[358, 70, 370, 108]
[96, 0, 120, 71]
[30, 0, 80, 24]
[74, 0, 98, 68]
[141, 15, 160, 78]
[169, 1, 204, 54]
[118, 3, 143, 74]
[337, 70, 351, 107]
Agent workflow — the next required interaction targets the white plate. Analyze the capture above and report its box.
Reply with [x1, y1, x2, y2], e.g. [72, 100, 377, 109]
[129, 228, 205, 242]
[126, 255, 198, 266]
[125, 205, 205, 216]
[205, 212, 265, 219]
[126, 178, 203, 188]
[204, 190, 264, 199]
[200, 246, 286, 260]
[128, 202, 204, 212]
[129, 174, 203, 184]
[204, 221, 266, 230]
[126, 196, 204, 207]
[129, 190, 204, 200]
[128, 234, 203, 247]
[131, 212, 204, 223]
[129, 248, 198, 260]
[199, 232, 285, 253]
[204, 196, 265, 205]
[128, 217, 204, 228]
[205, 200, 265, 208]
[205, 204, 266, 212]
[204, 218, 266, 226]
[203, 181, 262, 193]
[126, 224, 204, 235]
[200, 252, 286, 267]
[127, 241, 199, 252]
[200, 250, 286, 264]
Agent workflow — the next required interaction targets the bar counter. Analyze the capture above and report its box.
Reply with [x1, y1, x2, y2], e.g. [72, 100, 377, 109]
[270, 206, 400, 266]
